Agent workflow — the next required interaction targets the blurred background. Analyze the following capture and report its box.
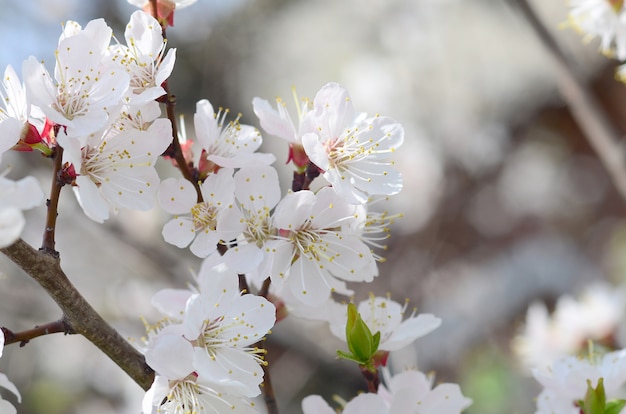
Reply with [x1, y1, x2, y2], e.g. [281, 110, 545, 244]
[1, 0, 626, 413]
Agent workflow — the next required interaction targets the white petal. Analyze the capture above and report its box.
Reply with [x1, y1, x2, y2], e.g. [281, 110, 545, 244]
[343, 393, 387, 414]
[382, 314, 442, 351]
[158, 177, 197, 215]
[235, 166, 281, 212]
[73, 176, 110, 223]
[151, 288, 192, 319]
[252, 97, 297, 143]
[0, 372, 21, 402]
[301, 395, 336, 414]
[145, 324, 194, 380]
[272, 190, 316, 230]
[0, 207, 24, 248]
[162, 217, 195, 247]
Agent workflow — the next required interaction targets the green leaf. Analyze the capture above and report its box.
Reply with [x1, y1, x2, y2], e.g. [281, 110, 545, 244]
[605, 399, 626, 414]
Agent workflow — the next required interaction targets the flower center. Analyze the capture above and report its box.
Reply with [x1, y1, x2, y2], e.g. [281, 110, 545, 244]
[191, 202, 217, 232]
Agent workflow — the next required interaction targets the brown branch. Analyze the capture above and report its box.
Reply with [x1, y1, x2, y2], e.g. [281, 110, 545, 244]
[512, 0, 626, 201]
[1, 238, 154, 390]
[2, 319, 74, 347]
[40, 147, 64, 257]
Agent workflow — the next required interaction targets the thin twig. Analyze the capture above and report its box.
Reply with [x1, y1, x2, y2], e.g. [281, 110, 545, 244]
[2, 319, 74, 347]
[40, 147, 64, 257]
[1, 239, 154, 390]
[512, 0, 626, 201]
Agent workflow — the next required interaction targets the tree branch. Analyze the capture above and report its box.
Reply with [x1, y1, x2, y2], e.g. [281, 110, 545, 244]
[512, 0, 626, 201]
[40, 147, 64, 257]
[1, 238, 154, 390]
[2, 319, 74, 347]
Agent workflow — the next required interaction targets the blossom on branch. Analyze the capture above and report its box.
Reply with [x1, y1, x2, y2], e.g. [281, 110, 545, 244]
[302, 82, 404, 205]
[23, 19, 130, 141]
[142, 263, 274, 413]
[158, 169, 245, 257]
[108, 11, 176, 104]
[59, 107, 172, 223]
[194, 99, 275, 179]
[265, 186, 377, 306]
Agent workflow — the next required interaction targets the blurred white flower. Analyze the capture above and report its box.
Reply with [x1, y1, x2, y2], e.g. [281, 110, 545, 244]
[533, 349, 626, 414]
[568, 0, 626, 60]
[513, 283, 625, 371]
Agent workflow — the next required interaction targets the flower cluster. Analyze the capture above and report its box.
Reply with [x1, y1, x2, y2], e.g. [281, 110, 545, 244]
[0, 2, 474, 413]
[142, 261, 275, 413]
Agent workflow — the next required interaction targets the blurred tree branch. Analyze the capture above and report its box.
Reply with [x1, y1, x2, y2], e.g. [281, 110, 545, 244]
[512, 0, 626, 201]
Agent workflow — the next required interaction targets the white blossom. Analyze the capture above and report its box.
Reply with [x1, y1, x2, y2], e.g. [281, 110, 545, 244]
[23, 19, 130, 140]
[109, 11, 176, 104]
[533, 349, 626, 414]
[569, 0, 626, 60]
[266, 186, 377, 306]
[158, 169, 245, 257]
[194, 99, 274, 174]
[302, 82, 404, 204]
[59, 112, 172, 223]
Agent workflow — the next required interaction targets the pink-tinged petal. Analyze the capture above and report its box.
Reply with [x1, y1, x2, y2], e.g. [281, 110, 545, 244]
[74, 176, 110, 223]
[189, 229, 220, 258]
[301, 395, 336, 414]
[158, 178, 197, 215]
[162, 217, 195, 247]
[151, 288, 193, 319]
[145, 325, 194, 379]
[382, 314, 442, 351]
[252, 97, 297, 143]
[235, 166, 281, 212]
[302, 132, 329, 171]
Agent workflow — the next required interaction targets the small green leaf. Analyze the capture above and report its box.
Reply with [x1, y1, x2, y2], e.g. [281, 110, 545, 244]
[605, 399, 626, 414]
